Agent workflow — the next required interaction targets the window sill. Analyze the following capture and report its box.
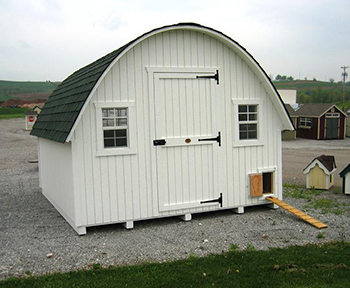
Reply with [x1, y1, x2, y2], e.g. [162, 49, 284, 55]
[96, 147, 137, 157]
[233, 140, 265, 148]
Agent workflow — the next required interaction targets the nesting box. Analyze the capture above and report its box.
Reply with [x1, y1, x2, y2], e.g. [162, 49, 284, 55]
[339, 164, 350, 195]
[303, 155, 336, 190]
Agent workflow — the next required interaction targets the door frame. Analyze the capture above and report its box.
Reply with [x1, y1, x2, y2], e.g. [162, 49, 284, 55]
[147, 67, 222, 214]
[325, 116, 339, 139]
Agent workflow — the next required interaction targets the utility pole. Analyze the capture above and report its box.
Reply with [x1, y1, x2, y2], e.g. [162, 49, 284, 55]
[341, 66, 349, 111]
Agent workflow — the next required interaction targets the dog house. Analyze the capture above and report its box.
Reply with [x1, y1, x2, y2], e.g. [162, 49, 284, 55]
[31, 23, 294, 235]
[303, 155, 336, 190]
[339, 164, 350, 195]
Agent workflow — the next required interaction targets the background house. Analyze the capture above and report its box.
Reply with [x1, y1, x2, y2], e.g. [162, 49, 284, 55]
[278, 89, 297, 105]
[292, 103, 346, 140]
[282, 104, 297, 140]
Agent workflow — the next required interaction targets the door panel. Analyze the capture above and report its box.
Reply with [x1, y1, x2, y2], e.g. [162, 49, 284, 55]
[326, 118, 339, 139]
[154, 72, 220, 212]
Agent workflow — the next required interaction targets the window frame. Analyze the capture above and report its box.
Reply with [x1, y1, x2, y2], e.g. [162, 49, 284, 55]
[238, 104, 258, 140]
[102, 108, 128, 148]
[95, 102, 137, 157]
[299, 117, 312, 128]
[232, 99, 265, 147]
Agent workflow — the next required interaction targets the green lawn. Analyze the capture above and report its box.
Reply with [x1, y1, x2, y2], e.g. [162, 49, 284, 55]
[0, 107, 31, 119]
[273, 80, 343, 91]
[0, 80, 57, 94]
[1, 242, 349, 288]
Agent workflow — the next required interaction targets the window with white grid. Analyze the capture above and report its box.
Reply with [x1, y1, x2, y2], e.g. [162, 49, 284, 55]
[102, 108, 128, 148]
[238, 105, 258, 140]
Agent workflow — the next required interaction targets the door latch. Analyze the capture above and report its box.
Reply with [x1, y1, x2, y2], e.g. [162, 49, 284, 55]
[200, 193, 223, 207]
[198, 132, 221, 146]
[153, 139, 166, 146]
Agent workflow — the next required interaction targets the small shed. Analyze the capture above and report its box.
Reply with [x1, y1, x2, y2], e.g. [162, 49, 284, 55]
[33, 105, 43, 114]
[282, 104, 297, 140]
[31, 23, 294, 235]
[293, 103, 347, 140]
[346, 110, 350, 137]
[339, 164, 350, 195]
[303, 155, 336, 190]
[277, 89, 297, 105]
[24, 110, 38, 131]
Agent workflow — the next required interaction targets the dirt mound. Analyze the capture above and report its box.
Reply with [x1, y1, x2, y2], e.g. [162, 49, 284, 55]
[1, 99, 46, 108]
[15, 92, 51, 101]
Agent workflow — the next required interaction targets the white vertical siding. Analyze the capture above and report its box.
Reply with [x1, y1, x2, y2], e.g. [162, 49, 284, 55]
[71, 30, 285, 226]
[39, 138, 76, 226]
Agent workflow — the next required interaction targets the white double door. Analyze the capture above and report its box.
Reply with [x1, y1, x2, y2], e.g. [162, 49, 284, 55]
[153, 70, 225, 212]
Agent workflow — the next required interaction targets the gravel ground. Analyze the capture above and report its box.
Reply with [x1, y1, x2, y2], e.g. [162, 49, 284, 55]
[1, 118, 350, 279]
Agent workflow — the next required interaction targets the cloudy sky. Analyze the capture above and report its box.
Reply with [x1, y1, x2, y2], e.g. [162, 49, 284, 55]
[0, 0, 349, 82]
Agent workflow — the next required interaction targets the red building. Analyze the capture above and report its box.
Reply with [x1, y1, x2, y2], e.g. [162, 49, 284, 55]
[290, 104, 347, 140]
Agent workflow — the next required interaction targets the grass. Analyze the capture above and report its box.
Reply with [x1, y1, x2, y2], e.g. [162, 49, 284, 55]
[273, 80, 345, 91]
[0, 107, 31, 119]
[283, 184, 350, 216]
[0, 94, 18, 101]
[283, 184, 323, 201]
[0, 80, 57, 95]
[1, 242, 349, 288]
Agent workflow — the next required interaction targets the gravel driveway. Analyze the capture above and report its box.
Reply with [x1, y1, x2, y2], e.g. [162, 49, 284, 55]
[1, 118, 350, 279]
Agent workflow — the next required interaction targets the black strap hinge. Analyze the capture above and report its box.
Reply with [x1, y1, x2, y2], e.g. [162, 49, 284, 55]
[200, 193, 222, 207]
[196, 70, 219, 85]
[198, 132, 221, 146]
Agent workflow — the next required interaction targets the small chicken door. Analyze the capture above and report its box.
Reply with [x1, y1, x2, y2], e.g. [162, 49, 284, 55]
[153, 70, 222, 212]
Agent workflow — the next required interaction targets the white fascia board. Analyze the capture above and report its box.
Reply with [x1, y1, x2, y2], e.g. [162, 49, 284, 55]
[303, 159, 334, 176]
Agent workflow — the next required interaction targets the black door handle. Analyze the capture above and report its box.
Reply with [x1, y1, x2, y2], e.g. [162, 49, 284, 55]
[198, 132, 221, 146]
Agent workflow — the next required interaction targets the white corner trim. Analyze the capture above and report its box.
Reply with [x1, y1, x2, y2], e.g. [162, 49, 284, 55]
[258, 167, 276, 173]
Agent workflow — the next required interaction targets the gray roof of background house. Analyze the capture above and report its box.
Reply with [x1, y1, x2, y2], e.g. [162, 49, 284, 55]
[31, 23, 292, 143]
[294, 103, 340, 117]
[284, 104, 298, 117]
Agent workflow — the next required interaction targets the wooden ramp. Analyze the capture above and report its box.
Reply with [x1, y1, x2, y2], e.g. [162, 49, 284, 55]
[266, 197, 328, 229]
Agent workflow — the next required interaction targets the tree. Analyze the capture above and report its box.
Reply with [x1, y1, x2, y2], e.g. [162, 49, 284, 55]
[329, 78, 334, 83]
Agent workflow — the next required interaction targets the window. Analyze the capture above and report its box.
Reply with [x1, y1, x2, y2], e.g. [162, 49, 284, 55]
[95, 102, 136, 157]
[102, 108, 128, 148]
[299, 117, 312, 128]
[326, 113, 340, 118]
[238, 105, 258, 140]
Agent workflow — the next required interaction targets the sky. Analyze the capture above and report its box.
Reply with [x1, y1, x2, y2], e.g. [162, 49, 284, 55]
[0, 0, 349, 82]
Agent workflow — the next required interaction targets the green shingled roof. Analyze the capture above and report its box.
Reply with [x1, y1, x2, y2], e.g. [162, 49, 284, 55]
[30, 45, 127, 143]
